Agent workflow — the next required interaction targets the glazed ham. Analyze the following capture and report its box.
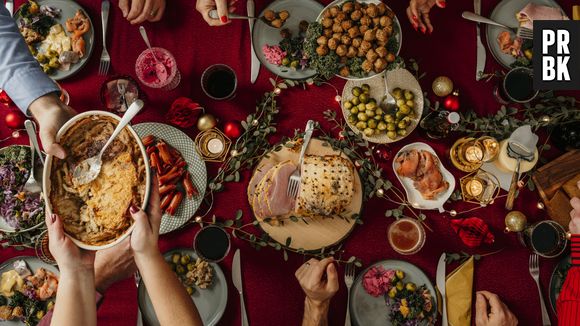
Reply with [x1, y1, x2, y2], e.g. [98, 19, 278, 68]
[395, 149, 449, 200]
[250, 161, 296, 222]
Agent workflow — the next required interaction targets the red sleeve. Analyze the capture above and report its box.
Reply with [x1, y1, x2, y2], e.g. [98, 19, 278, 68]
[558, 235, 580, 326]
[37, 291, 103, 326]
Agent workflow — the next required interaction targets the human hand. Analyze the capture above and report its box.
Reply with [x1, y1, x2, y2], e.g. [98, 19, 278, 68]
[46, 213, 95, 273]
[568, 181, 580, 234]
[295, 258, 339, 306]
[118, 0, 166, 24]
[28, 94, 75, 160]
[94, 237, 137, 293]
[475, 291, 518, 326]
[195, 0, 237, 26]
[130, 175, 162, 258]
[406, 0, 445, 34]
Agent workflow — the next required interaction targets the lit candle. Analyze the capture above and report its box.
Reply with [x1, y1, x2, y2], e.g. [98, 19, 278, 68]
[207, 138, 224, 154]
[482, 138, 499, 161]
[466, 179, 484, 197]
[464, 145, 484, 163]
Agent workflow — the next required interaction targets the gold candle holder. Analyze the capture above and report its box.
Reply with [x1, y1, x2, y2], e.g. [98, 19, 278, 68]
[460, 170, 501, 205]
[195, 128, 232, 162]
[478, 136, 500, 162]
[450, 137, 483, 172]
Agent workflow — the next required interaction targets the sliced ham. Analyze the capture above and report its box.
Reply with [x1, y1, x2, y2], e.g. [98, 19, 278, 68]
[247, 162, 274, 201]
[264, 161, 296, 217]
[517, 3, 568, 30]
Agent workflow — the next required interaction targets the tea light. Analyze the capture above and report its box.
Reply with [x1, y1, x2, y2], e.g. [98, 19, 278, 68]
[465, 145, 484, 163]
[207, 138, 224, 154]
[466, 179, 484, 197]
[480, 137, 500, 162]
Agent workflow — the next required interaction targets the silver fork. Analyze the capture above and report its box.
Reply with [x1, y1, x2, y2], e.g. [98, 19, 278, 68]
[23, 122, 42, 194]
[529, 254, 551, 326]
[287, 120, 315, 198]
[344, 263, 355, 326]
[134, 272, 143, 326]
[98, 0, 111, 75]
[462, 11, 533, 39]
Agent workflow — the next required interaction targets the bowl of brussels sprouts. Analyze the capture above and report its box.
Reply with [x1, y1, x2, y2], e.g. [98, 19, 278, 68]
[341, 68, 423, 143]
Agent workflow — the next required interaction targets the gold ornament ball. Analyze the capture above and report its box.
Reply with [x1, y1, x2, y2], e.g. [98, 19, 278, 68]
[505, 211, 527, 232]
[432, 76, 454, 97]
[197, 113, 218, 131]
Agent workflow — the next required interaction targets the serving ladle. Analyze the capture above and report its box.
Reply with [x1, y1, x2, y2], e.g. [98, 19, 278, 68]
[72, 100, 144, 185]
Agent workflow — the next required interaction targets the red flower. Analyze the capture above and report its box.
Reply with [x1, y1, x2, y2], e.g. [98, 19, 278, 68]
[166, 97, 203, 128]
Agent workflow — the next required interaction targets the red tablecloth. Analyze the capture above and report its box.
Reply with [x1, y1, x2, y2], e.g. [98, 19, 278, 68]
[2, 0, 579, 325]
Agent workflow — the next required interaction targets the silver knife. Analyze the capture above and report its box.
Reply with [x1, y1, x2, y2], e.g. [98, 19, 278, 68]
[248, 0, 260, 83]
[436, 253, 448, 326]
[474, 0, 486, 80]
[233, 249, 249, 326]
[5, 0, 13, 16]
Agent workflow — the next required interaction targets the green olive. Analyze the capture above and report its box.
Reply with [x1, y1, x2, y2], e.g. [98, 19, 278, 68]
[397, 121, 407, 129]
[357, 103, 366, 112]
[350, 108, 358, 115]
[351, 97, 360, 105]
[367, 119, 377, 129]
[186, 286, 195, 295]
[397, 129, 407, 136]
[377, 122, 387, 131]
[385, 115, 395, 123]
[405, 100, 414, 108]
[404, 90, 414, 100]
[172, 253, 181, 264]
[365, 109, 375, 118]
[365, 102, 377, 110]
[392, 88, 403, 99]
[363, 128, 374, 137]
[396, 99, 405, 107]
[176, 265, 186, 275]
[355, 121, 367, 130]
[395, 270, 405, 280]
[405, 282, 417, 292]
[361, 84, 370, 93]
[357, 112, 368, 121]
[352, 86, 362, 97]
[344, 101, 353, 110]
[387, 123, 396, 131]
[180, 255, 191, 265]
[359, 93, 369, 104]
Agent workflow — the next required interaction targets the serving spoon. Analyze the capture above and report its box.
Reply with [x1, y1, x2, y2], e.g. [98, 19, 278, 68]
[72, 100, 144, 185]
[208, 9, 287, 28]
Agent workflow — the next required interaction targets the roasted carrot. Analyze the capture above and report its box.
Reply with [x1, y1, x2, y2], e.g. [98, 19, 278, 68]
[166, 192, 183, 216]
[142, 135, 156, 147]
[160, 192, 174, 210]
[183, 172, 198, 198]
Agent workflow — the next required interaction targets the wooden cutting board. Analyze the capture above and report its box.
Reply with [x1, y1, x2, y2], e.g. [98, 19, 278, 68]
[250, 138, 363, 251]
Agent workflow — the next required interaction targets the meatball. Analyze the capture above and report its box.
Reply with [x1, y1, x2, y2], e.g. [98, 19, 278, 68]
[335, 12, 346, 23]
[377, 3, 387, 15]
[386, 52, 396, 63]
[384, 25, 393, 36]
[360, 40, 372, 52]
[316, 45, 329, 56]
[279, 10, 289, 21]
[357, 47, 366, 57]
[380, 16, 392, 27]
[328, 37, 339, 50]
[332, 23, 343, 33]
[332, 32, 342, 40]
[348, 26, 360, 38]
[350, 9, 362, 21]
[341, 20, 353, 30]
[375, 46, 388, 58]
[359, 25, 369, 34]
[323, 28, 333, 38]
[336, 44, 348, 57]
[347, 46, 357, 58]
[329, 6, 339, 17]
[322, 17, 333, 28]
[339, 66, 350, 77]
[362, 59, 373, 72]
[323, 9, 332, 18]
[373, 58, 388, 73]
[263, 9, 276, 21]
[366, 3, 378, 17]
[354, 2, 362, 10]
[342, 2, 354, 13]
[270, 19, 282, 28]
[372, 17, 381, 26]
[317, 35, 328, 46]
[376, 28, 389, 43]
[360, 15, 372, 26]
[363, 29, 376, 42]
[366, 48, 378, 63]
[352, 37, 362, 48]
[341, 35, 352, 45]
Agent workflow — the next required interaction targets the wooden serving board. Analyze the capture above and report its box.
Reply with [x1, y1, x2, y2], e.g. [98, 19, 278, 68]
[251, 138, 363, 251]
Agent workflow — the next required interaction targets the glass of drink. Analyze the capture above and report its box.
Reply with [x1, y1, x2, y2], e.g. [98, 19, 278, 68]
[135, 47, 181, 91]
[388, 218, 426, 255]
[193, 225, 231, 262]
[201, 64, 237, 100]
[520, 220, 568, 258]
[494, 67, 539, 104]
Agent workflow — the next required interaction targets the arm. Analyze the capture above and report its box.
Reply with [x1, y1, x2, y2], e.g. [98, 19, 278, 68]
[295, 258, 339, 326]
[130, 177, 202, 326]
[557, 192, 580, 326]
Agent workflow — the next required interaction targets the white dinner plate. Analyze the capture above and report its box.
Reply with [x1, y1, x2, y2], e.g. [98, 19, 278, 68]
[133, 123, 207, 235]
[138, 248, 228, 326]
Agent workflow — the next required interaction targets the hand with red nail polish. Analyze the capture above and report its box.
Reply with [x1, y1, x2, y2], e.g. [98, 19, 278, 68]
[196, 0, 237, 26]
[406, 0, 443, 35]
[129, 175, 162, 257]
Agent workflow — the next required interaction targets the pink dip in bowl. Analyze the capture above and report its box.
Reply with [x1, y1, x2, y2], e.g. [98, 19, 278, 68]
[135, 47, 177, 89]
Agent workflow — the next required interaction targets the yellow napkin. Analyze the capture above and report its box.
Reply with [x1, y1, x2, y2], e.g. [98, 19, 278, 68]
[445, 256, 474, 326]
[574, 6, 580, 20]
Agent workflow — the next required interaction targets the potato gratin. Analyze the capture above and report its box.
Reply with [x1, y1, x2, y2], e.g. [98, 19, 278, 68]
[49, 116, 146, 246]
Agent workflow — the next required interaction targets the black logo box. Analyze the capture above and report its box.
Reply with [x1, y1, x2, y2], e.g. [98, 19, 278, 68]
[533, 20, 580, 90]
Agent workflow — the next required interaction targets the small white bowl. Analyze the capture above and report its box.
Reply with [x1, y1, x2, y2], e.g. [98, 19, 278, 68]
[43, 111, 151, 251]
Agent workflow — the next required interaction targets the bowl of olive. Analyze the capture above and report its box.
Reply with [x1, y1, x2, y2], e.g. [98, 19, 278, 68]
[341, 69, 423, 143]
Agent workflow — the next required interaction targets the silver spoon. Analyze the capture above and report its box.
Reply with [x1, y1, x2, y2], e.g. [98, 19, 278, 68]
[138, 26, 168, 77]
[72, 100, 144, 185]
[23, 120, 42, 194]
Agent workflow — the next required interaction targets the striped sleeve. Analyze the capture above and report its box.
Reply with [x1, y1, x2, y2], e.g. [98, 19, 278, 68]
[557, 235, 580, 326]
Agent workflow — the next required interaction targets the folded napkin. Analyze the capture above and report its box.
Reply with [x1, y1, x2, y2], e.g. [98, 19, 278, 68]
[517, 3, 569, 30]
[445, 256, 475, 326]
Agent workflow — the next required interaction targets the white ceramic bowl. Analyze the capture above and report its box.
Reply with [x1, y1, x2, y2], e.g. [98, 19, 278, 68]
[42, 111, 151, 250]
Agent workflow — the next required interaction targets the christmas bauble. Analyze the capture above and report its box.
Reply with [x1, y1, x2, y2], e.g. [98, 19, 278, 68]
[223, 120, 242, 139]
[432, 76, 453, 97]
[5, 111, 25, 129]
[504, 211, 527, 232]
[0, 89, 13, 107]
[443, 90, 460, 111]
[197, 113, 217, 131]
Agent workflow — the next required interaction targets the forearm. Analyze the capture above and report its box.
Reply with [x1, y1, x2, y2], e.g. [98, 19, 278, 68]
[557, 235, 580, 325]
[136, 251, 202, 326]
[302, 298, 330, 326]
[51, 270, 97, 326]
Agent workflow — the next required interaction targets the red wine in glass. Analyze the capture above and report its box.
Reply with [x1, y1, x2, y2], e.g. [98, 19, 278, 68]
[201, 64, 237, 100]
[194, 225, 231, 262]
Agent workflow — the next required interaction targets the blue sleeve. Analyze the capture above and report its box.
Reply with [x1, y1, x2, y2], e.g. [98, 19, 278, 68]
[0, 5, 59, 114]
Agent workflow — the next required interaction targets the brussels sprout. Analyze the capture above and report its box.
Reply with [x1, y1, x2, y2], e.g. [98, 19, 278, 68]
[396, 111, 406, 119]
[290, 60, 299, 68]
[385, 115, 395, 123]
[396, 99, 406, 107]
[180, 255, 191, 265]
[344, 101, 353, 110]
[375, 108, 384, 116]
[347, 114, 357, 124]
[172, 253, 181, 264]
[397, 121, 407, 129]
[359, 93, 369, 104]
[176, 265, 186, 275]
[355, 121, 367, 130]
[387, 131, 397, 139]
[377, 122, 387, 131]
[392, 88, 403, 99]
[281, 57, 290, 66]
[363, 128, 374, 137]
[365, 109, 375, 118]
[397, 129, 407, 136]
[396, 281, 404, 291]
[186, 286, 195, 295]
[404, 90, 414, 100]
[387, 123, 396, 131]
[388, 287, 397, 298]
[351, 97, 360, 105]
[374, 114, 383, 121]
[367, 120, 377, 129]
[405, 282, 417, 292]
[357, 112, 368, 121]
[357, 103, 366, 112]
[365, 102, 377, 110]
[350, 108, 358, 115]
[361, 83, 370, 93]
[398, 105, 410, 114]
[406, 100, 414, 108]
[352, 86, 362, 97]
[187, 263, 196, 271]
[395, 270, 405, 280]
